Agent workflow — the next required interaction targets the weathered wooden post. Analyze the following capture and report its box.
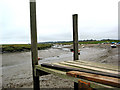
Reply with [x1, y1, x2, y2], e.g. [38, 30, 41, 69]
[30, 0, 40, 89]
[73, 14, 79, 90]
[73, 14, 79, 60]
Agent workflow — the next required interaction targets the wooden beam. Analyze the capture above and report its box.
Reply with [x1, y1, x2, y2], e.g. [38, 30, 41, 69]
[66, 61, 119, 71]
[73, 14, 79, 60]
[76, 60, 119, 71]
[36, 65, 119, 89]
[30, 0, 40, 89]
[67, 71, 120, 88]
[41, 63, 120, 78]
[59, 62, 119, 74]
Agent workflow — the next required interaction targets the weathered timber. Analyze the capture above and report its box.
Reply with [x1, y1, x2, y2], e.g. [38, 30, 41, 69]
[73, 14, 79, 89]
[73, 14, 79, 60]
[53, 62, 119, 78]
[59, 62, 119, 74]
[54, 62, 118, 72]
[41, 63, 120, 78]
[30, 0, 40, 89]
[75, 60, 119, 71]
[35, 65, 118, 89]
[66, 61, 119, 71]
[67, 71, 120, 88]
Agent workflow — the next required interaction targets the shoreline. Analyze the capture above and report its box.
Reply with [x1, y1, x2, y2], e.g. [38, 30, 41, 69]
[1, 43, 120, 53]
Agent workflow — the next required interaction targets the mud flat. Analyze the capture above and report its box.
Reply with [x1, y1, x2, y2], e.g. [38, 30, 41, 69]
[1, 44, 119, 89]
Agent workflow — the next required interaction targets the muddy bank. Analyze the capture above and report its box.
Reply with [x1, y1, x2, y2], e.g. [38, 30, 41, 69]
[79, 44, 119, 65]
[2, 47, 73, 89]
[1, 44, 119, 89]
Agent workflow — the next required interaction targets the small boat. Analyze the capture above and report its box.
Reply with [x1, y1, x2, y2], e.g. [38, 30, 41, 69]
[111, 44, 116, 48]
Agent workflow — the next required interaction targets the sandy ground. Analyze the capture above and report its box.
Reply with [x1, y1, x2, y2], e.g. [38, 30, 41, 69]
[1, 44, 119, 89]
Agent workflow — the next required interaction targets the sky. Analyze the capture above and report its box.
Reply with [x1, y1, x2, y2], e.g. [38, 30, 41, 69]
[0, 0, 119, 44]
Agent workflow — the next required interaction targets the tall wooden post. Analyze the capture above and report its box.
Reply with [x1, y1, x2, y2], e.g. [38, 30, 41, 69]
[30, 0, 40, 89]
[73, 14, 79, 60]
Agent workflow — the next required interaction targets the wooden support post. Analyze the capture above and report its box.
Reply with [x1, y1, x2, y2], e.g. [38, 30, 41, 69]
[78, 80, 93, 90]
[74, 82, 78, 90]
[73, 14, 79, 60]
[30, 0, 40, 89]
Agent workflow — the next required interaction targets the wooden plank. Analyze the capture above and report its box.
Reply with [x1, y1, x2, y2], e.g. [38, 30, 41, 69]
[35, 65, 119, 89]
[54, 63, 120, 82]
[67, 71, 120, 88]
[41, 63, 119, 78]
[59, 62, 119, 75]
[53, 62, 99, 72]
[30, 0, 40, 89]
[65, 61, 119, 71]
[76, 60, 118, 70]
[54, 62, 118, 76]
[73, 14, 79, 60]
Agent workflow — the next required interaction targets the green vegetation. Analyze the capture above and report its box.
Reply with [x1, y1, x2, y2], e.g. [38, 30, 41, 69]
[79, 40, 120, 44]
[56, 40, 120, 45]
[1, 40, 120, 53]
[1, 44, 53, 53]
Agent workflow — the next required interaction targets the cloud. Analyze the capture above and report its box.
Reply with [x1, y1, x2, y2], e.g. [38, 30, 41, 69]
[0, 0, 119, 44]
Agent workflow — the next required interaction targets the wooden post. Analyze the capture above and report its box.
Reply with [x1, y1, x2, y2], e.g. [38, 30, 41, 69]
[73, 14, 79, 60]
[74, 82, 78, 90]
[30, 0, 40, 89]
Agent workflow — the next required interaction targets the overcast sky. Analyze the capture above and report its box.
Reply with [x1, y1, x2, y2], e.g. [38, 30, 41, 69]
[0, 0, 119, 44]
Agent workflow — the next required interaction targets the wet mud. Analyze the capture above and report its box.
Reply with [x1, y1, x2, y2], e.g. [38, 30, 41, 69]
[1, 44, 119, 88]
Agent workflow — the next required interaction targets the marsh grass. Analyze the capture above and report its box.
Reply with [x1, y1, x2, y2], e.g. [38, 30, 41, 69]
[1, 44, 52, 53]
[56, 40, 120, 45]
